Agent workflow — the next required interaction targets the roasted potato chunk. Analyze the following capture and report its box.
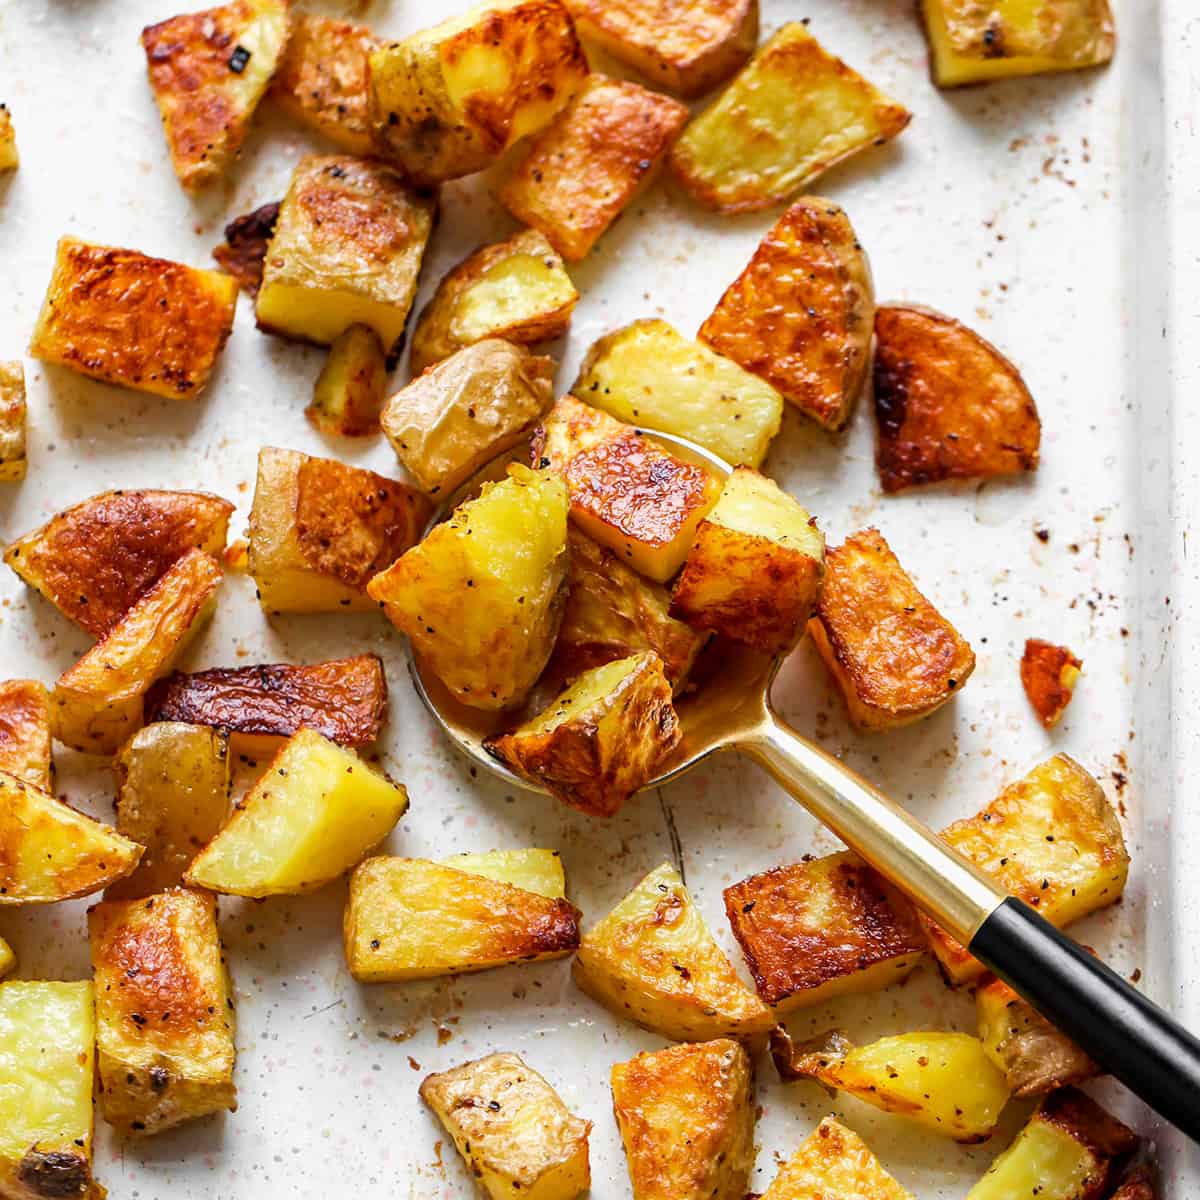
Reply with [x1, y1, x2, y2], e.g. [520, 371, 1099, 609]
[410, 230, 578, 375]
[212, 200, 279, 296]
[920, 754, 1129, 984]
[809, 527, 975, 729]
[420, 1053, 591, 1200]
[0, 105, 16, 172]
[381, 339, 555, 497]
[247, 447, 431, 614]
[0, 680, 53, 792]
[344, 851, 581, 981]
[533, 395, 721, 583]
[368, 0, 588, 186]
[573, 320, 782, 467]
[611, 1038, 755, 1200]
[256, 154, 436, 354]
[368, 465, 569, 710]
[90, 888, 237, 1136]
[698, 197, 873, 430]
[500, 76, 688, 261]
[669, 24, 911, 214]
[185, 729, 407, 897]
[0, 362, 26, 481]
[307, 324, 388, 437]
[1021, 638, 1082, 728]
[30, 237, 238, 400]
[761, 1116, 913, 1200]
[723, 851, 926, 1012]
[671, 468, 824, 655]
[486, 653, 679, 817]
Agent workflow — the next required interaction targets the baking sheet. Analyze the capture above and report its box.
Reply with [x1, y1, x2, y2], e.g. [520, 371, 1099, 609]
[0, 0, 1192, 1194]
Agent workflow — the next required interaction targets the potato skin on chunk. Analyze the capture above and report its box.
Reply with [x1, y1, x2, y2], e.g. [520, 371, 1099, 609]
[1020, 637, 1082, 728]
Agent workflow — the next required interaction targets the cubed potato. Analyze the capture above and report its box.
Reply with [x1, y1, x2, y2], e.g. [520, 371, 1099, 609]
[0, 361, 26, 481]
[29, 237, 238, 400]
[809, 527, 976, 730]
[0, 680, 53, 792]
[256, 154, 436, 354]
[920, 754, 1129, 984]
[533, 395, 721, 583]
[420, 1053, 591, 1200]
[52, 549, 223, 755]
[486, 653, 680, 817]
[367, 465, 569, 710]
[184, 729, 407, 897]
[141, 0, 289, 190]
[572, 320, 782, 467]
[0, 940, 12, 979]
[410, 230, 578, 375]
[0, 105, 16, 172]
[922, 0, 1115, 88]
[611, 1038, 755, 1200]
[761, 1116, 913, 1200]
[668, 24, 911, 214]
[671, 468, 824, 655]
[212, 200, 279, 296]
[107, 722, 230, 900]
[382, 339, 555, 497]
[723, 851, 926, 1012]
[1021, 638, 1082, 729]
[307, 324, 388, 437]
[698, 197, 873, 430]
[90, 888, 237, 1136]
[343, 851, 581, 981]
[0, 981, 100, 1200]
[368, 0, 588, 186]
[248, 448, 431, 614]
[874, 305, 1041, 492]
[500, 76, 688, 261]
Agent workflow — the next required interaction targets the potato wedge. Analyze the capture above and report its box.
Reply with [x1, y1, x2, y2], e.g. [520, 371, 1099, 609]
[90, 888, 237, 1136]
[0, 105, 16, 172]
[0, 680, 53, 792]
[30, 237, 238, 400]
[0, 361, 26, 482]
[368, 465, 569, 710]
[611, 1038, 755, 1200]
[668, 24, 911, 214]
[723, 851, 926, 1012]
[573, 320, 782, 467]
[420, 1053, 591, 1200]
[698, 197, 873, 430]
[500, 76, 688, 261]
[368, 0, 588, 186]
[1021, 638, 1082, 728]
[185, 729, 407, 897]
[307, 324, 388, 437]
[410, 230, 578, 376]
[761, 1116, 913, 1200]
[212, 201, 279, 296]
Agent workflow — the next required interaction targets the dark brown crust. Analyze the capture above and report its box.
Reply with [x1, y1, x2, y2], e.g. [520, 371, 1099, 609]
[212, 201, 279, 295]
[1038, 1087, 1139, 1160]
[16, 1148, 93, 1199]
[1020, 637, 1082, 728]
[1109, 1162, 1158, 1200]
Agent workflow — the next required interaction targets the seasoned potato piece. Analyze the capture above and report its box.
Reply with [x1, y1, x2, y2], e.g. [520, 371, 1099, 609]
[410, 230, 578, 375]
[421, 1053, 591, 1200]
[669, 24, 911, 214]
[368, 465, 569, 710]
[0, 940, 11, 979]
[486, 653, 680, 817]
[344, 852, 581, 981]
[0, 680, 53, 792]
[307, 324, 388, 437]
[761, 1116, 913, 1200]
[699, 198, 873, 430]
[368, 0, 588, 186]
[30, 237, 238, 400]
[0, 105, 16, 172]
[382, 339, 555, 497]
[723, 851, 926, 1011]
[533, 395, 721, 582]
[1021, 638, 1082, 728]
[809, 527, 975, 729]
[920, 754, 1129, 984]
[185, 729, 406, 897]
[256, 154, 436, 354]
[573, 320, 782, 467]
[141, 0, 289, 190]
[90, 888, 237, 1136]
[501, 76, 688, 261]
[212, 200, 279, 296]
[874, 305, 1041, 492]
[671, 468, 824, 656]
[247, 447, 431, 613]
[0, 361, 26, 482]
[611, 1038, 755, 1200]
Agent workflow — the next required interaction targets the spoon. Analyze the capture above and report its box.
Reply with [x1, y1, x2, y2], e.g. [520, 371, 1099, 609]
[407, 429, 1200, 1141]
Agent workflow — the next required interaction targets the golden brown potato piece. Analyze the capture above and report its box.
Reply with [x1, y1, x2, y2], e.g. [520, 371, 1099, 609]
[0, 361, 26, 481]
[698, 197, 873, 431]
[500, 76, 688, 261]
[1021, 638, 1082, 728]
[0, 105, 16, 172]
[306, 324, 387, 438]
[809, 527, 976, 730]
[760, 1116, 913, 1200]
[212, 200, 279, 296]
[4, 487, 233, 636]
[0, 680, 53, 792]
[874, 305, 1041, 492]
[29, 237, 238, 400]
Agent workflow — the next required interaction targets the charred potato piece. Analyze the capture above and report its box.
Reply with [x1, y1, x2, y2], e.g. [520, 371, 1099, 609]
[0, 361, 26, 481]
[1021, 638, 1082, 728]
[761, 1116, 913, 1200]
[307, 324, 388, 437]
[368, 0, 588, 186]
[211, 200, 279, 296]
[0, 105, 16, 172]
[89, 888, 237, 1136]
[0, 680, 53, 792]
[30, 237, 238, 400]
[669, 24, 911, 214]
[420, 1053, 591, 1200]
